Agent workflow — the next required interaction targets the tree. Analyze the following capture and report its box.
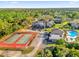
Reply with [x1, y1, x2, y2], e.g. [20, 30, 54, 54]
[44, 48, 53, 57]
[66, 43, 79, 49]
[55, 39, 65, 45]
[66, 49, 79, 57]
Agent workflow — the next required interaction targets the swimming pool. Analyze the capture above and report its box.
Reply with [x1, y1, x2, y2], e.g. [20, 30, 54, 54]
[68, 31, 78, 37]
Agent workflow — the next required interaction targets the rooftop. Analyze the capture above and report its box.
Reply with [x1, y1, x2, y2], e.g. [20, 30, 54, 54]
[51, 29, 64, 36]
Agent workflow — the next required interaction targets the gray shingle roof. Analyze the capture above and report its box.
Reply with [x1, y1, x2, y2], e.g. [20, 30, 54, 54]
[70, 22, 79, 29]
[51, 29, 63, 36]
[32, 19, 54, 30]
[54, 17, 62, 23]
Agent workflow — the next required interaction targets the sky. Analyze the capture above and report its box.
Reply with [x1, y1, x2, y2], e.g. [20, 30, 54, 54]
[0, 1, 79, 8]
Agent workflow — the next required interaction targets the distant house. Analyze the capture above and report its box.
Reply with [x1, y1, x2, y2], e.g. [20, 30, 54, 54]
[70, 22, 79, 29]
[65, 18, 72, 21]
[54, 17, 62, 24]
[46, 20, 54, 28]
[32, 21, 46, 30]
[32, 19, 54, 30]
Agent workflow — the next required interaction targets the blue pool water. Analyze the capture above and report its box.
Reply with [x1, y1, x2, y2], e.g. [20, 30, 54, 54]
[68, 31, 78, 37]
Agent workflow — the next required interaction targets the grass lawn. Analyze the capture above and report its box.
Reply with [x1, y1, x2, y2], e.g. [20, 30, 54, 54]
[54, 24, 61, 28]
[47, 44, 66, 49]
[62, 21, 69, 26]
[47, 44, 56, 47]
[42, 27, 53, 32]
[76, 30, 79, 33]
[53, 21, 69, 29]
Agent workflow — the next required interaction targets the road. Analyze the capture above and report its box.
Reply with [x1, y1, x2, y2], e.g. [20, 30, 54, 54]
[26, 38, 43, 57]
[23, 32, 44, 57]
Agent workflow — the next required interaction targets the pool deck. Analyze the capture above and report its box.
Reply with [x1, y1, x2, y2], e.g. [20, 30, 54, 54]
[66, 31, 78, 42]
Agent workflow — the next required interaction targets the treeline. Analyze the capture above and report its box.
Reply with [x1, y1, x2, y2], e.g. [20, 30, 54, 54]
[0, 8, 79, 38]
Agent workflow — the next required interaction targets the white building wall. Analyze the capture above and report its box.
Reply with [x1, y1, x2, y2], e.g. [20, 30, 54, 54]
[49, 34, 62, 40]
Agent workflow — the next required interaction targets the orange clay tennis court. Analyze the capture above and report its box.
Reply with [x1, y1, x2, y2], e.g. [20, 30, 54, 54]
[0, 31, 38, 48]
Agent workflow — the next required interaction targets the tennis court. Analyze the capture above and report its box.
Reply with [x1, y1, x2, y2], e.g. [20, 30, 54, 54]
[0, 31, 38, 48]
[16, 34, 32, 44]
[4, 34, 22, 44]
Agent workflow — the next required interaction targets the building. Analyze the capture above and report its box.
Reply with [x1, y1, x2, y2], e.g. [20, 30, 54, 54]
[70, 22, 79, 29]
[42, 32, 52, 44]
[49, 29, 64, 41]
[43, 29, 64, 44]
[46, 20, 54, 28]
[32, 20, 46, 30]
[54, 17, 62, 24]
[65, 18, 72, 21]
[32, 19, 54, 30]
